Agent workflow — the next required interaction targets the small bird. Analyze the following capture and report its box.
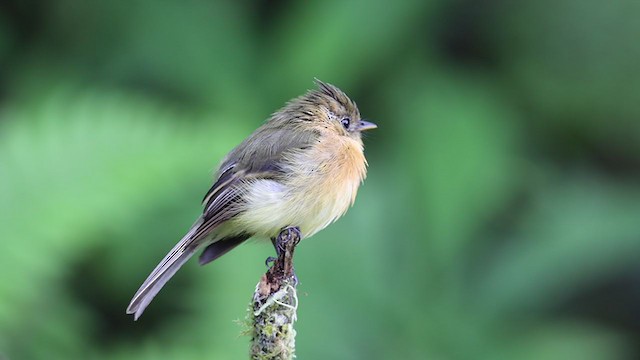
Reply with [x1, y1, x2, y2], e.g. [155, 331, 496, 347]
[126, 79, 376, 320]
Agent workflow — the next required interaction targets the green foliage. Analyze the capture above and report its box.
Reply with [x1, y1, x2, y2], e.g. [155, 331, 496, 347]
[1, 0, 639, 359]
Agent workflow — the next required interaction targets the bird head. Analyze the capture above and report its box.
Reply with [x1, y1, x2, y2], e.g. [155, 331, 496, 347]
[276, 79, 377, 140]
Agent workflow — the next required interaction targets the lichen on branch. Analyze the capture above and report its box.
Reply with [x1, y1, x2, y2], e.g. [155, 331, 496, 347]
[249, 227, 301, 360]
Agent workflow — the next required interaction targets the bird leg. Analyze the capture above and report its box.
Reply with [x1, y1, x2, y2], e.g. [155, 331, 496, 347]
[263, 226, 301, 288]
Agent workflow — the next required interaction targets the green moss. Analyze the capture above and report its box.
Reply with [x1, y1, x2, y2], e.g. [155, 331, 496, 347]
[249, 281, 298, 360]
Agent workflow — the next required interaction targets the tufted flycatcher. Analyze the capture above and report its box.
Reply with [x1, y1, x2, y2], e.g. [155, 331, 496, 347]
[126, 79, 376, 320]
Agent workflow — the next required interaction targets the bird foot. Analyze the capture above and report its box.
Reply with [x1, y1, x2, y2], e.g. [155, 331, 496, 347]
[277, 227, 301, 253]
[265, 226, 302, 285]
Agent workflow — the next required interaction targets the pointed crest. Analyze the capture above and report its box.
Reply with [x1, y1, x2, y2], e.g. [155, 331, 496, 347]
[312, 78, 359, 115]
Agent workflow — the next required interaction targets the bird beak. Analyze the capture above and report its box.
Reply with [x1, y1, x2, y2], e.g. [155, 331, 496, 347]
[358, 120, 377, 131]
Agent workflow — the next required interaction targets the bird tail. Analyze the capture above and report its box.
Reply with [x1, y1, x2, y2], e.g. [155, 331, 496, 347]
[126, 218, 205, 320]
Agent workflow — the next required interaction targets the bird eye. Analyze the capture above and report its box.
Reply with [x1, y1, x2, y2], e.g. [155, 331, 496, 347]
[341, 117, 351, 129]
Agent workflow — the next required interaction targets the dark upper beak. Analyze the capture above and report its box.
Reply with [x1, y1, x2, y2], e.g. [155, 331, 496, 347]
[358, 120, 377, 131]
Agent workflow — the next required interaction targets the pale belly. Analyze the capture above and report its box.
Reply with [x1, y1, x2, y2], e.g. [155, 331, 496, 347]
[231, 176, 358, 239]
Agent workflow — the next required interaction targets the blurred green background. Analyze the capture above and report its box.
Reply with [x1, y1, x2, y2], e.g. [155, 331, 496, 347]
[1, 0, 640, 359]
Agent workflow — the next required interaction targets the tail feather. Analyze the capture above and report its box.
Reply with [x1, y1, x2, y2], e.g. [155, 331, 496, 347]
[198, 234, 250, 265]
[126, 218, 204, 320]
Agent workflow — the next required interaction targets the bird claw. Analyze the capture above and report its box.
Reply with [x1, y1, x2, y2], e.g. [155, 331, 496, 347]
[276, 227, 302, 254]
[265, 256, 277, 268]
[283, 227, 302, 246]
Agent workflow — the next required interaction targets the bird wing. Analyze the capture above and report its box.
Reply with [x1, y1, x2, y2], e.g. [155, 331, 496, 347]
[217, 123, 319, 174]
[201, 123, 320, 221]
